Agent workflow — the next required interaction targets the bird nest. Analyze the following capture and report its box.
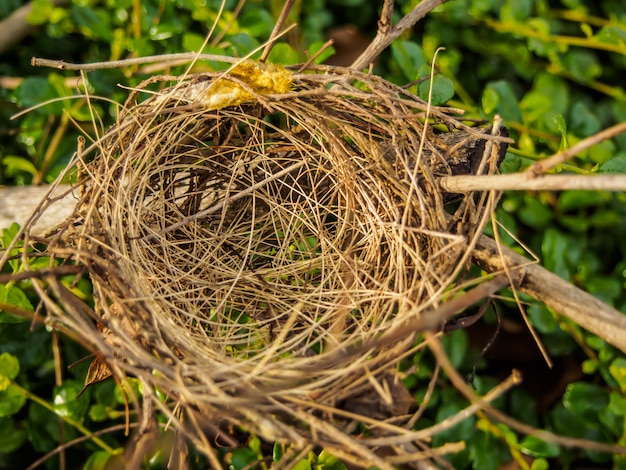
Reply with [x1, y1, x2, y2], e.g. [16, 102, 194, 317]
[28, 60, 509, 467]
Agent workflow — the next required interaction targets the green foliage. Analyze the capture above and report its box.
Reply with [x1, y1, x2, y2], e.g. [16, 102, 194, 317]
[1, 0, 626, 468]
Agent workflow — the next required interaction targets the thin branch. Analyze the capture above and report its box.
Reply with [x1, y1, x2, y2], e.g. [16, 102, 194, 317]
[526, 120, 626, 176]
[378, 0, 395, 36]
[259, 0, 297, 63]
[31, 53, 240, 71]
[428, 333, 626, 456]
[0, 265, 85, 283]
[474, 234, 626, 354]
[362, 370, 522, 446]
[439, 173, 626, 192]
[350, 0, 449, 70]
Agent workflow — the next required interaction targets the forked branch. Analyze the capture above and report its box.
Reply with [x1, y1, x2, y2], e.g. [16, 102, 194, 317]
[350, 0, 449, 70]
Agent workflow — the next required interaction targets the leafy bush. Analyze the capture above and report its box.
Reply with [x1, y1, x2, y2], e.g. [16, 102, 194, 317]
[1, 0, 625, 468]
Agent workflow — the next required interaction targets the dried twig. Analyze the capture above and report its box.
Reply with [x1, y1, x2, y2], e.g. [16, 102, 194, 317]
[527, 120, 626, 175]
[439, 173, 626, 192]
[259, 0, 297, 63]
[428, 333, 626, 455]
[350, 0, 449, 70]
[474, 234, 626, 354]
[31, 53, 240, 71]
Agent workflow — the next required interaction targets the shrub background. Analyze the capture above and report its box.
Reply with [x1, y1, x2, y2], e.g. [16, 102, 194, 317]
[1, 0, 625, 468]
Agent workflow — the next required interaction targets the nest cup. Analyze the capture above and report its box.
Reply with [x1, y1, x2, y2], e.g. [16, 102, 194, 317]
[47, 61, 503, 460]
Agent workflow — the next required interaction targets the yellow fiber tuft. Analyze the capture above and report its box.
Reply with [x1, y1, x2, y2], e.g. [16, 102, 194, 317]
[200, 60, 293, 110]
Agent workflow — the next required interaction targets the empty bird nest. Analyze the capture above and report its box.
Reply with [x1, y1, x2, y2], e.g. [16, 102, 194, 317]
[14, 59, 514, 467]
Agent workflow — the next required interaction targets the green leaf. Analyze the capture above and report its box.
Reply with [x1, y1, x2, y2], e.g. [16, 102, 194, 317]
[71, 5, 113, 41]
[0, 353, 20, 382]
[1, 222, 21, 250]
[230, 447, 259, 469]
[83, 450, 113, 470]
[550, 113, 568, 149]
[267, 42, 300, 65]
[563, 50, 602, 84]
[27, 0, 55, 25]
[441, 329, 468, 369]
[558, 190, 606, 212]
[528, 305, 557, 334]
[598, 156, 626, 174]
[519, 435, 561, 458]
[309, 41, 336, 65]
[229, 33, 261, 57]
[317, 449, 347, 470]
[0, 417, 27, 453]
[291, 459, 312, 470]
[582, 359, 599, 375]
[273, 442, 284, 462]
[530, 458, 550, 470]
[417, 69, 455, 106]
[484, 80, 523, 123]
[609, 358, 626, 394]
[584, 139, 615, 165]
[433, 389, 475, 445]
[521, 74, 569, 128]
[584, 275, 621, 304]
[542, 228, 572, 279]
[0, 385, 27, 417]
[53, 381, 89, 422]
[182, 32, 206, 53]
[482, 87, 499, 114]
[563, 382, 609, 422]
[518, 196, 552, 228]
[89, 403, 109, 422]
[0, 284, 34, 313]
[468, 431, 499, 470]
[595, 25, 626, 45]
[569, 101, 601, 137]
[240, 8, 274, 38]
[509, 388, 539, 427]
[15, 76, 64, 115]
[391, 40, 426, 81]
[2, 156, 38, 178]
[609, 392, 626, 416]
[499, 0, 532, 21]
[498, 152, 520, 174]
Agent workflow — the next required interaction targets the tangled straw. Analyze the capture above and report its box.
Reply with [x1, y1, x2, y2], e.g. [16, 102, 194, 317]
[25, 60, 508, 467]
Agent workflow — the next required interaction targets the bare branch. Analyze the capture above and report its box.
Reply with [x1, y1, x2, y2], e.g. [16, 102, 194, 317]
[31, 54, 240, 71]
[527, 120, 626, 176]
[377, 0, 395, 36]
[259, 0, 297, 63]
[350, 0, 449, 70]
[439, 173, 626, 192]
[474, 234, 626, 354]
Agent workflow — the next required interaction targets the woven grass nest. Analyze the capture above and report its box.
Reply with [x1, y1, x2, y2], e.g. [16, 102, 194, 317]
[34, 60, 510, 467]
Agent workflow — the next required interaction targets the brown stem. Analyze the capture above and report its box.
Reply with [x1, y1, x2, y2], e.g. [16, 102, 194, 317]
[259, 0, 297, 63]
[527, 120, 626, 176]
[350, 0, 449, 70]
[474, 233, 626, 354]
[439, 173, 626, 192]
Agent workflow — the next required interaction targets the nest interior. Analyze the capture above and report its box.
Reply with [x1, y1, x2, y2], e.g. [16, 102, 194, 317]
[39, 61, 506, 462]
